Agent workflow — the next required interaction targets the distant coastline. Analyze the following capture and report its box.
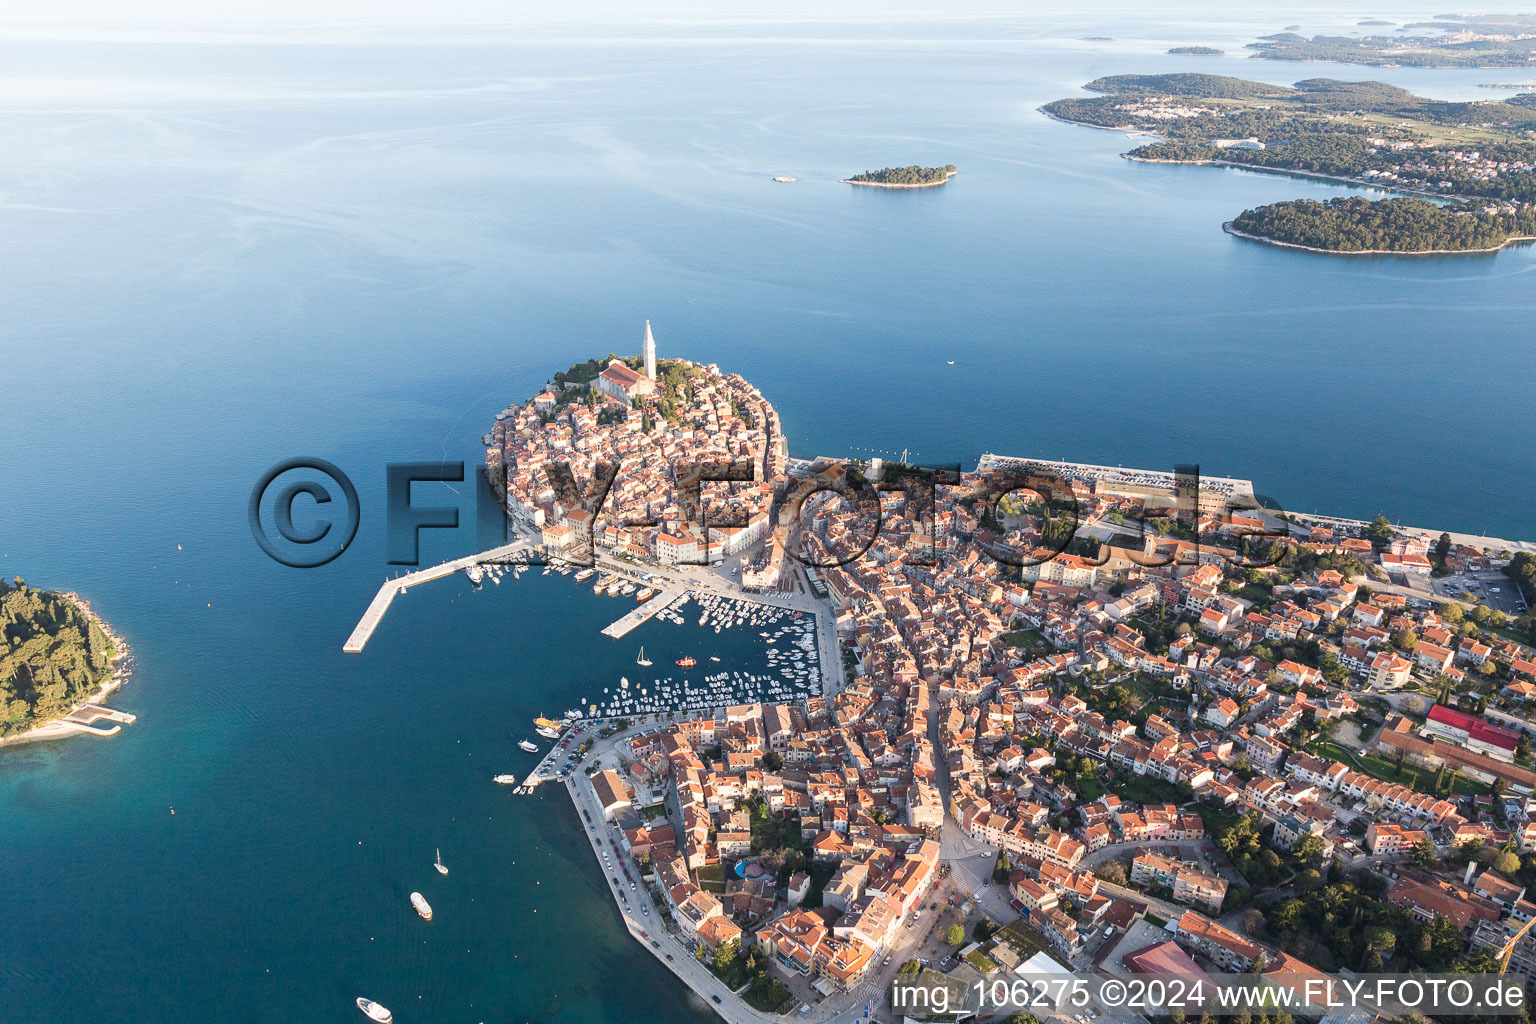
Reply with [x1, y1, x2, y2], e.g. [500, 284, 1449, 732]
[1042, 74, 1536, 255]
[1122, 152, 1444, 200]
[0, 592, 131, 749]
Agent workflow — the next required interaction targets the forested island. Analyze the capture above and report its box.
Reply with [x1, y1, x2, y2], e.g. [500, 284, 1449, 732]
[1043, 72, 1536, 253]
[1249, 14, 1536, 68]
[1168, 46, 1223, 56]
[1, 578, 122, 738]
[842, 164, 957, 188]
[1229, 196, 1536, 254]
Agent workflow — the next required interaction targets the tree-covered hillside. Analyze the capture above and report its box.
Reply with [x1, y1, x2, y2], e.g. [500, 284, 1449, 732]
[846, 165, 957, 185]
[1, 578, 118, 736]
[1230, 197, 1536, 253]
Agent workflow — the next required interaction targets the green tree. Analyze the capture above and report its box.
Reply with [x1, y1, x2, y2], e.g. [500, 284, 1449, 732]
[713, 939, 739, 973]
[1365, 515, 1394, 549]
[944, 924, 965, 946]
[1411, 836, 1438, 868]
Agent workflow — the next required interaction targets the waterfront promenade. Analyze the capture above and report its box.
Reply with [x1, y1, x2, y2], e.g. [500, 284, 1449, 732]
[567, 720, 927, 1024]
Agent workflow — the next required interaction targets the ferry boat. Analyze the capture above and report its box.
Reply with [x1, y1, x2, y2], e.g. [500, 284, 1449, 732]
[636, 587, 655, 601]
[575, 568, 594, 581]
[356, 997, 394, 1023]
[534, 716, 563, 739]
[676, 656, 697, 668]
[435, 849, 448, 875]
[411, 892, 433, 920]
[519, 739, 540, 753]
[493, 774, 518, 785]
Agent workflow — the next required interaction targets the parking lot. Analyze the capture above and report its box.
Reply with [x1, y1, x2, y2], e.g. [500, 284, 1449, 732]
[1436, 570, 1528, 616]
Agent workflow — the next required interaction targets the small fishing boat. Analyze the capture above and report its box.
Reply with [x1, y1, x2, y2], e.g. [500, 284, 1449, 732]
[676, 656, 696, 668]
[519, 739, 539, 753]
[435, 849, 448, 876]
[356, 997, 394, 1023]
[411, 892, 433, 920]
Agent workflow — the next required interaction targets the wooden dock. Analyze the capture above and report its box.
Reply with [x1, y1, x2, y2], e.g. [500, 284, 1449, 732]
[343, 541, 531, 653]
[599, 583, 687, 639]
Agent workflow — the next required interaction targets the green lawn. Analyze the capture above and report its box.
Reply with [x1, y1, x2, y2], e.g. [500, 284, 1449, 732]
[1074, 774, 1107, 801]
[1003, 627, 1048, 645]
[1104, 773, 1182, 806]
[996, 919, 1050, 959]
[804, 863, 837, 908]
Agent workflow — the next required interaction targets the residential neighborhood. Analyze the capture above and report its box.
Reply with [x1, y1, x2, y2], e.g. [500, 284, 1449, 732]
[498, 351, 1536, 1021]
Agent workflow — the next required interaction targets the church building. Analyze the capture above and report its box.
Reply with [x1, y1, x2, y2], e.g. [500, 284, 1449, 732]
[595, 321, 660, 406]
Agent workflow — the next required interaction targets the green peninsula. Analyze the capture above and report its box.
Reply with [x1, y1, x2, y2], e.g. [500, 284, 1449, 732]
[1, 578, 121, 737]
[1230, 196, 1536, 254]
[1043, 73, 1536, 253]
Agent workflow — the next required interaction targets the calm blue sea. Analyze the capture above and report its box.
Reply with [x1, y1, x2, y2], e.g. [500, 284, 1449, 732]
[2, 8, 1534, 1023]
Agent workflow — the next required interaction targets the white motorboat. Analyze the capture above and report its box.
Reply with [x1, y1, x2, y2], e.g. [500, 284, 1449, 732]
[356, 997, 393, 1023]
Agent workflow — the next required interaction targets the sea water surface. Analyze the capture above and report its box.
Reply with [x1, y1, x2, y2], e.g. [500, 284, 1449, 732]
[3, 8, 1535, 1023]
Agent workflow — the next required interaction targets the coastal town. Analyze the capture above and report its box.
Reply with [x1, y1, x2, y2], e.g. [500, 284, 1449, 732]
[484, 330, 1536, 1022]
